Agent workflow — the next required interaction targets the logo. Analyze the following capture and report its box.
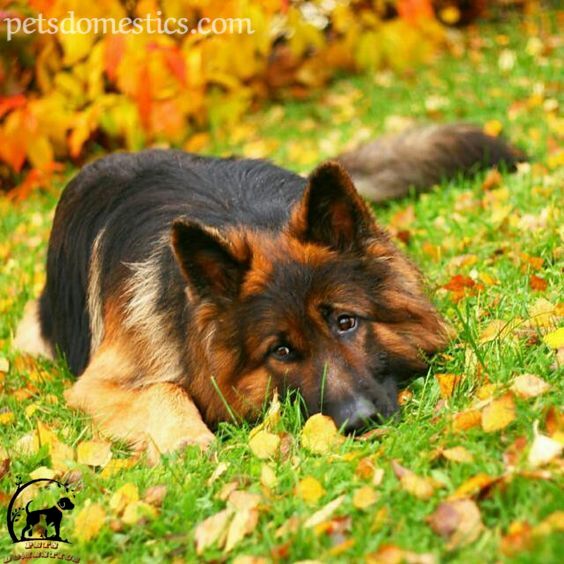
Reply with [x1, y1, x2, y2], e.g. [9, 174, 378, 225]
[4, 476, 80, 562]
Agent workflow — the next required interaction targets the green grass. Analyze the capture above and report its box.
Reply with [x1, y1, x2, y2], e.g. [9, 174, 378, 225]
[1, 12, 563, 563]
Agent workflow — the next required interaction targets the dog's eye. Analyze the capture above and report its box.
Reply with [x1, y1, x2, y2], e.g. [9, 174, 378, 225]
[271, 344, 293, 361]
[336, 314, 358, 333]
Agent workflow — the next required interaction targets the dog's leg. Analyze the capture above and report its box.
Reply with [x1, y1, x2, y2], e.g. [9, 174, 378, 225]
[13, 300, 54, 359]
[65, 343, 214, 463]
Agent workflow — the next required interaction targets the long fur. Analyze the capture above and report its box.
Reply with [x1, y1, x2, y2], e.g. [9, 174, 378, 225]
[337, 123, 525, 202]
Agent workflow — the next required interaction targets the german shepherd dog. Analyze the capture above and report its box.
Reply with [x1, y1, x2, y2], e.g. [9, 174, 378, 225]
[15, 124, 522, 460]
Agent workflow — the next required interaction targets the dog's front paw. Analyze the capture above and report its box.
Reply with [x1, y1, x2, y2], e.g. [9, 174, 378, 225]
[145, 428, 215, 465]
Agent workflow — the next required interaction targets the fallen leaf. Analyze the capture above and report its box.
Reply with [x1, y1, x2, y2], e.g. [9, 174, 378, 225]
[366, 545, 436, 564]
[441, 446, 474, 464]
[450, 473, 498, 500]
[500, 520, 533, 556]
[194, 508, 232, 554]
[529, 274, 548, 291]
[100, 458, 136, 479]
[301, 414, 343, 455]
[391, 460, 440, 500]
[207, 461, 229, 485]
[304, 495, 345, 528]
[0, 457, 9, 480]
[144, 485, 167, 507]
[0, 412, 15, 424]
[76, 440, 112, 467]
[29, 466, 57, 480]
[122, 500, 158, 525]
[511, 374, 551, 399]
[249, 429, 280, 459]
[110, 483, 139, 515]
[352, 486, 379, 510]
[452, 410, 482, 432]
[481, 393, 516, 432]
[427, 499, 483, 550]
[74, 500, 106, 542]
[224, 491, 261, 552]
[260, 464, 277, 489]
[296, 476, 325, 504]
[528, 433, 562, 467]
[435, 373, 462, 399]
[543, 328, 564, 349]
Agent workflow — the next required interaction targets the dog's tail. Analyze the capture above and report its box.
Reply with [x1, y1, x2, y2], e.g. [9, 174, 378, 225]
[335, 123, 526, 202]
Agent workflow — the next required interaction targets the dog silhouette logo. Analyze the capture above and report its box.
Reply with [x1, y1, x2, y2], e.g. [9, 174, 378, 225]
[6, 476, 76, 544]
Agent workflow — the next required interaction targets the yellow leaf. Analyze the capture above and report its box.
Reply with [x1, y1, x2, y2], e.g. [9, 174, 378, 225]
[207, 461, 229, 486]
[122, 500, 158, 525]
[452, 410, 482, 432]
[260, 465, 278, 489]
[511, 374, 551, 399]
[427, 499, 484, 550]
[0, 412, 15, 424]
[484, 119, 503, 137]
[74, 501, 106, 542]
[100, 458, 135, 479]
[301, 414, 343, 455]
[450, 473, 497, 500]
[29, 466, 57, 481]
[24, 404, 39, 417]
[248, 429, 280, 459]
[295, 476, 325, 504]
[400, 472, 437, 500]
[76, 440, 112, 467]
[441, 446, 474, 463]
[110, 483, 139, 515]
[543, 328, 564, 349]
[50, 440, 75, 472]
[435, 373, 462, 399]
[352, 486, 379, 510]
[481, 393, 516, 432]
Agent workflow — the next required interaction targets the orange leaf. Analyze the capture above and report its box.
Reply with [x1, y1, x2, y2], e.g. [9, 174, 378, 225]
[450, 473, 498, 499]
[452, 410, 481, 432]
[529, 275, 548, 291]
[435, 373, 462, 399]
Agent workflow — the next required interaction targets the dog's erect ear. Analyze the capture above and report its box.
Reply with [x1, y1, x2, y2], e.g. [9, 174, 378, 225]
[172, 220, 249, 300]
[290, 161, 376, 251]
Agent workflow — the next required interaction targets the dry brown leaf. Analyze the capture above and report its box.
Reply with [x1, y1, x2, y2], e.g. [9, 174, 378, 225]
[301, 414, 343, 455]
[427, 499, 483, 550]
[511, 374, 551, 399]
[248, 429, 280, 459]
[366, 545, 436, 564]
[304, 495, 345, 528]
[352, 486, 379, 510]
[391, 460, 440, 500]
[144, 485, 167, 507]
[76, 439, 112, 467]
[224, 491, 261, 552]
[295, 476, 325, 504]
[194, 508, 232, 554]
[0, 458, 9, 481]
[74, 500, 106, 542]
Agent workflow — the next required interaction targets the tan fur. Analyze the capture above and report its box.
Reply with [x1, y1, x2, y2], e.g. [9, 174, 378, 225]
[87, 228, 106, 354]
[13, 300, 54, 359]
[64, 339, 214, 464]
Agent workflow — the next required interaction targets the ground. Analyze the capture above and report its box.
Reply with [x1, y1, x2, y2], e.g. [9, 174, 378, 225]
[0, 12, 563, 564]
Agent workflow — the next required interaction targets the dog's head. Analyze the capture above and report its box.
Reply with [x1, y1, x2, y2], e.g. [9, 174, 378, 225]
[172, 162, 449, 431]
[57, 497, 75, 511]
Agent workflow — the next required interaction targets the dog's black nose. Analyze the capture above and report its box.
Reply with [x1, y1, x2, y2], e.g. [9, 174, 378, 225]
[326, 396, 380, 433]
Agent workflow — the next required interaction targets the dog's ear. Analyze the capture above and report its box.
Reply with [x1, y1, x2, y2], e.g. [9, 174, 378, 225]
[172, 220, 249, 300]
[290, 161, 376, 252]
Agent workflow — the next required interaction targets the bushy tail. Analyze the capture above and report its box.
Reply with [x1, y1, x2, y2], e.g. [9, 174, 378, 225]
[336, 123, 526, 202]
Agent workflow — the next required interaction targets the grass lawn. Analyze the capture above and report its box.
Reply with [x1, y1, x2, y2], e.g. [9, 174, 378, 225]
[1, 11, 563, 563]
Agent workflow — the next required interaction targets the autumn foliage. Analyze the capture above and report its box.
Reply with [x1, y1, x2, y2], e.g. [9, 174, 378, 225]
[0, 0, 450, 195]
